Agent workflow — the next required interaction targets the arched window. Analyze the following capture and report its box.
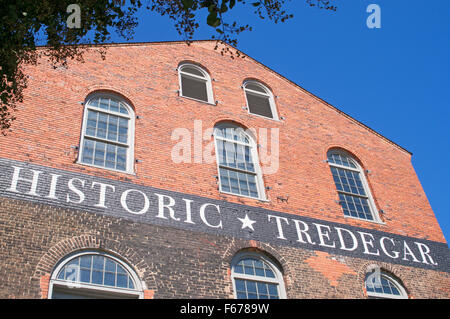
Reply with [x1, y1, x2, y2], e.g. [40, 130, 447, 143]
[243, 81, 278, 120]
[178, 63, 214, 104]
[365, 270, 408, 299]
[231, 252, 286, 299]
[214, 123, 266, 200]
[79, 93, 135, 173]
[327, 149, 380, 222]
[49, 251, 143, 299]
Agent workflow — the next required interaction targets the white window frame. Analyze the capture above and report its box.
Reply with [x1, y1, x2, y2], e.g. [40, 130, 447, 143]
[230, 252, 286, 299]
[327, 149, 383, 224]
[213, 123, 267, 201]
[78, 92, 135, 174]
[48, 250, 144, 299]
[178, 63, 215, 105]
[243, 81, 278, 120]
[365, 271, 408, 299]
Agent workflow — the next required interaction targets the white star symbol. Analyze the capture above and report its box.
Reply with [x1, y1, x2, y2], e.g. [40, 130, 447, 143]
[238, 214, 256, 231]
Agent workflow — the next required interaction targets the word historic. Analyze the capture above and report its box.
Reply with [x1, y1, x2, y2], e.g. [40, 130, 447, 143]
[0, 159, 448, 272]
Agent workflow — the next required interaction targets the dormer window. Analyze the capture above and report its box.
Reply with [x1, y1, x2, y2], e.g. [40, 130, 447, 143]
[243, 81, 278, 120]
[178, 63, 214, 104]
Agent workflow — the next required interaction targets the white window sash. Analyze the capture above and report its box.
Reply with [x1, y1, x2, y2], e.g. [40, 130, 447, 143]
[78, 94, 135, 174]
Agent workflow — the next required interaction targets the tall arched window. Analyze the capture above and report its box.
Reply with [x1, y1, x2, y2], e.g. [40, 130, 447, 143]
[178, 63, 214, 104]
[327, 149, 380, 222]
[231, 252, 286, 299]
[243, 81, 278, 120]
[365, 270, 408, 299]
[214, 123, 266, 200]
[79, 93, 135, 173]
[49, 251, 143, 299]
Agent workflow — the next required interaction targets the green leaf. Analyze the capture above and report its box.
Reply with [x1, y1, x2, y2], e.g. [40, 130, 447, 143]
[220, 2, 228, 13]
[181, 0, 194, 9]
[207, 11, 220, 27]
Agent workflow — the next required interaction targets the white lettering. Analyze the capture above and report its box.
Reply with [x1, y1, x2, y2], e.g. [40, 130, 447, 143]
[415, 242, 436, 265]
[314, 223, 336, 248]
[268, 215, 289, 240]
[120, 189, 149, 215]
[380, 237, 399, 259]
[182, 198, 195, 224]
[199, 203, 222, 228]
[403, 241, 420, 262]
[7, 166, 42, 196]
[91, 182, 115, 208]
[358, 231, 380, 256]
[335, 227, 358, 251]
[47, 174, 61, 199]
[292, 219, 315, 245]
[66, 178, 86, 204]
[155, 193, 179, 221]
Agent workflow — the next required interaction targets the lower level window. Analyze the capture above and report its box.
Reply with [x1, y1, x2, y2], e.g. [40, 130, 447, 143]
[231, 252, 285, 299]
[49, 251, 143, 299]
[365, 270, 408, 299]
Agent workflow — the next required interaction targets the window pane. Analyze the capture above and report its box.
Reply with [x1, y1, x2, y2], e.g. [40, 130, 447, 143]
[94, 142, 106, 166]
[181, 66, 204, 77]
[92, 270, 103, 285]
[246, 281, 257, 293]
[105, 258, 116, 272]
[235, 279, 245, 292]
[234, 265, 243, 274]
[80, 255, 92, 268]
[268, 284, 278, 296]
[104, 272, 115, 287]
[86, 110, 98, 136]
[117, 274, 127, 288]
[99, 98, 109, 110]
[109, 99, 119, 112]
[119, 102, 129, 114]
[237, 292, 247, 299]
[245, 83, 267, 93]
[116, 146, 127, 171]
[82, 139, 95, 164]
[80, 269, 90, 283]
[246, 92, 273, 118]
[181, 75, 208, 102]
[97, 113, 108, 139]
[92, 256, 104, 270]
[88, 97, 99, 108]
[118, 118, 128, 143]
[107, 115, 118, 141]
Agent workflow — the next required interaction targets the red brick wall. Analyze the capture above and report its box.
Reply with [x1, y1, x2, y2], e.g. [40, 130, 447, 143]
[0, 40, 444, 243]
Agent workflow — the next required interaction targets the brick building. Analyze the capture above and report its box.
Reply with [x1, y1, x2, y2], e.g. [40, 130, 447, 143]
[0, 40, 448, 299]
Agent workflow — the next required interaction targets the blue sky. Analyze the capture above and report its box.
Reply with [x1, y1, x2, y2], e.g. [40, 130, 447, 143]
[106, 0, 449, 243]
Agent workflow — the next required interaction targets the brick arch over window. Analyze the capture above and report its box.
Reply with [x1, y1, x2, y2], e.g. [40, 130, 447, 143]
[221, 240, 293, 297]
[33, 234, 157, 299]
